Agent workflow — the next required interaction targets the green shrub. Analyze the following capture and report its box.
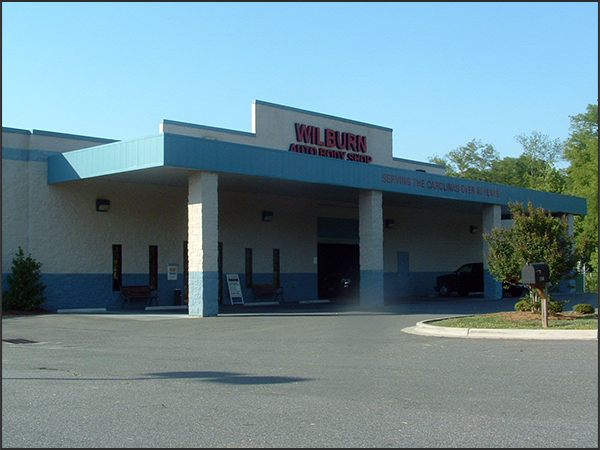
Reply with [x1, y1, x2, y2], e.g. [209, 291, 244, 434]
[573, 303, 596, 314]
[515, 299, 534, 312]
[548, 300, 565, 314]
[514, 297, 567, 314]
[2, 247, 46, 312]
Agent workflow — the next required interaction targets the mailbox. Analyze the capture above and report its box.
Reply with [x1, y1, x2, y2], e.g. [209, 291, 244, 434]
[521, 263, 550, 285]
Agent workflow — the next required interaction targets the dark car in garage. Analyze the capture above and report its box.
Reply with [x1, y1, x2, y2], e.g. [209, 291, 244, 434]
[434, 262, 525, 297]
[321, 271, 359, 299]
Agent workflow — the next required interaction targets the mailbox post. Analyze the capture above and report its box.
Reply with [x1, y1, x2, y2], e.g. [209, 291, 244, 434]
[521, 263, 550, 328]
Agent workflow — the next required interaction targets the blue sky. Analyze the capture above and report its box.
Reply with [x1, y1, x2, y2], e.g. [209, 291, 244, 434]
[2, 2, 597, 164]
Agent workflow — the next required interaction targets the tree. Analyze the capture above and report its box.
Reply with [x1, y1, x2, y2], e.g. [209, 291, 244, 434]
[484, 201, 578, 326]
[487, 155, 532, 187]
[563, 102, 598, 291]
[428, 154, 456, 176]
[2, 247, 47, 312]
[484, 201, 578, 289]
[514, 131, 567, 193]
[429, 139, 500, 181]
[428, 103, 597, 293]
[429, 136, 567, 191]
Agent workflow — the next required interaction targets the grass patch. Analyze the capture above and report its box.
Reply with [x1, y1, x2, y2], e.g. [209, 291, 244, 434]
[430, 311, 598, 330]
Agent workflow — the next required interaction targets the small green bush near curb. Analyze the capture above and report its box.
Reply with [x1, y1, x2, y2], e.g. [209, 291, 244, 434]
[573, 303, 596, 314]
[514, 298, 568, 313]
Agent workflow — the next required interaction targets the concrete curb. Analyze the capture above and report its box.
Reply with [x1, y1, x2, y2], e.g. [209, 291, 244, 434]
[145, 305, 188, 311]
[57, 308, 107, 314]
[402, 317, 598, 340]
[239, 300, 331, 306]
[243, 301, 279, 306]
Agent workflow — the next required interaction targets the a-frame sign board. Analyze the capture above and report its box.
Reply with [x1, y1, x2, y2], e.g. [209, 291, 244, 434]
[226, 274, 244, 305]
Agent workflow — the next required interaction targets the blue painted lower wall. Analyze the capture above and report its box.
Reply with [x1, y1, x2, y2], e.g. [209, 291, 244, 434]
[1, 273, 187, 311]
[360, 270, 385, 306]
[230, 272, 318, 305]
[383, 270, 454, 298]
[2, 270, 575, 311]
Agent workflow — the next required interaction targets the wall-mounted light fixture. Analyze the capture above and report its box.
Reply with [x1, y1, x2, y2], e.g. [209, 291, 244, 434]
[470, 225, 478, 234]
[262, 210, 273, 222]
[385, 219, 395, 229]
[96, 199, 110, 212]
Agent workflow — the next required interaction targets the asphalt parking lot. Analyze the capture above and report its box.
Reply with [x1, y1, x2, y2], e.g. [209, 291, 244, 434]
[2, 293, 598, 448]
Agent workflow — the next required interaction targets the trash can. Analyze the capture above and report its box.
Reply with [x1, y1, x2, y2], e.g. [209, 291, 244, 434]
[174, 289, 182, 306]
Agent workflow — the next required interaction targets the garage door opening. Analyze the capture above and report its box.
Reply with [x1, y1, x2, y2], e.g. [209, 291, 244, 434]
[317, 243, 359, 300]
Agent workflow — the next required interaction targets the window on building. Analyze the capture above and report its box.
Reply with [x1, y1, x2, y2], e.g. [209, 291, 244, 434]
[183, 241, 188, 303]
[245, 248, 253, 288]
[112, 244, 122, 291]
[149, 245, 158, 290]
[218, 242, 223, 303]
[273, 248, 280, 287]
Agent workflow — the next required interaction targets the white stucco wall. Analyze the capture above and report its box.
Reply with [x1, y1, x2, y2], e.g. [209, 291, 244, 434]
[382, 204, 482, 273]
[2, 128, 190, 277]
[218, 190, 318, 276]
[2, 158, 30, 270]
[7, 170, 189, 276]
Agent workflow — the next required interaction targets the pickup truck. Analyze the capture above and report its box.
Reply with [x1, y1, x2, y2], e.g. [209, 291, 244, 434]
[434, 262, 524, 297]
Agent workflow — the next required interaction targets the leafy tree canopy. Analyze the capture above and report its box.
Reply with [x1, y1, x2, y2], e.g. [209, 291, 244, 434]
[513, 131, 567, 193]
[484, 201, 578, 288]
[429, 134, 567, 193]
[429, 101, 597, 283]
[429, 139, 500, 181]
[563, 102, 598, 274]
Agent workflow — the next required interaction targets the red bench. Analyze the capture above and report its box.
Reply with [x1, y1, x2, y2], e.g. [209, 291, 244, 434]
[252, 283, 284, 303]
[120, 285, 158, 308]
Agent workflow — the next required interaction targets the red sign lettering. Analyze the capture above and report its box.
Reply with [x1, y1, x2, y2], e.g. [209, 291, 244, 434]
[290, 123, 371, 164]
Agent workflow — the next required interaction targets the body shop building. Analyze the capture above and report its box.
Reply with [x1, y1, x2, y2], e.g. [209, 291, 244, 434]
[2, 100, 587, 316]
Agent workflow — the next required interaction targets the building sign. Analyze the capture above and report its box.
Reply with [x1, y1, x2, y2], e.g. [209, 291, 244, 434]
[167, 263, 178, 281]
[289, 123, 372, 163]
[226, 273, 244, 305]
[381, 173, 501, 198]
